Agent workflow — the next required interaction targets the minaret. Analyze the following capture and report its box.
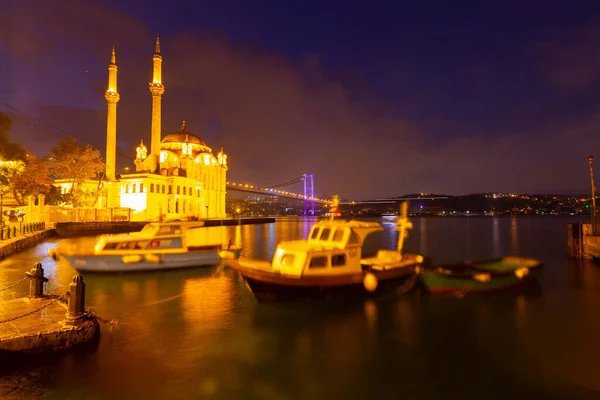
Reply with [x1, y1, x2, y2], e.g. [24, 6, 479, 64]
[104, 45, 120, 181]
[149, 34, 165, 170]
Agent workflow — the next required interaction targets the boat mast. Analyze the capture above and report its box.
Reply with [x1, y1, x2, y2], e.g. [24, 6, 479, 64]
[396, 201, 411, 254]
[329, 195, 339, 222]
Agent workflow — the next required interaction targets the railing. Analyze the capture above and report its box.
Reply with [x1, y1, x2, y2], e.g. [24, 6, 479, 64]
[0, 222, 46, 241]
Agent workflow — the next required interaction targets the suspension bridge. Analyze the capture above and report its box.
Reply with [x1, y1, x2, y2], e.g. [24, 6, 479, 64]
[227, 174, 329, 216]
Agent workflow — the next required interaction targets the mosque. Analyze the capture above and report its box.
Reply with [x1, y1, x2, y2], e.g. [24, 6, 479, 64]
[57, 36, 228, 222]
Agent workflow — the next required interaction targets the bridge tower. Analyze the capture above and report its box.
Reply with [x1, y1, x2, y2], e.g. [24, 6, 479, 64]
[303, 174, 315, 216]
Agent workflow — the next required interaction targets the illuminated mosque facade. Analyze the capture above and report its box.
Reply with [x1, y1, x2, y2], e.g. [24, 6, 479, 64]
[99, 36, 228, 221]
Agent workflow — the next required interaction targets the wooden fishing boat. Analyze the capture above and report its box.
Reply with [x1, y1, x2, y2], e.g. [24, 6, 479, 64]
[223, 197, 425, 302]
[419, 256, 543, 294]
[49, 221, 241, 273]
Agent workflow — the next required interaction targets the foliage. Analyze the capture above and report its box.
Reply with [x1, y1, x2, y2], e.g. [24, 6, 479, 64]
[44, 185, 66, 206]
[10, 154, 53, 204]
[0, 158, 25, 197]
[0, 112, 26, 162]
[48, 138, 105, 192]
[64, 187, 101, 208]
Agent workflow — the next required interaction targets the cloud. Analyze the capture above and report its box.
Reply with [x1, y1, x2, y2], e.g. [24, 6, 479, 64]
[1, 0, 597, 199]
[532, 22, 600, 90]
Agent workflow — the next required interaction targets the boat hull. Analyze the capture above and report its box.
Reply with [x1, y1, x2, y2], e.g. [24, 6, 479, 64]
[420, 258, 543, 294]
[232, 264, 419, 302]
[61, 250, 239, 273]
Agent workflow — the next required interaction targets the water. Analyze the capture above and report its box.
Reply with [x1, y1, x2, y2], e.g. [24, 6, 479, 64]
[1, 216, 600, 399]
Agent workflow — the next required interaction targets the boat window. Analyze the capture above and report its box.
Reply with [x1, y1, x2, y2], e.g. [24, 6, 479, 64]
[152, 238, 182, 248]
[319, 228, 332, 241]
[348, 230, 361, 245]
[309, 256, 327, 268]
[157, 225, 181, 235]
[116, 241, 138, 250]
[280, 254, 295, 266]
[140, 224, 157, 235]
[332, 229, 344, 242]
[332, 254, 346, 267]
[103, 242, 118, 250]
[310, 227, 320, 239]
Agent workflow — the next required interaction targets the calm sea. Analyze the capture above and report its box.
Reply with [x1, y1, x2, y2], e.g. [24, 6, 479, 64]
[1, 216, 599, 400]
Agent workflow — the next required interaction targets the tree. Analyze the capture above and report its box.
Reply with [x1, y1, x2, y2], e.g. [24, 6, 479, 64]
[44, 185, 66, 206]
[0, 112, 26, 162]
[11, 153, 54, 205]
[48, 138, 105, 207]
[49, 138, 105, 190]
[0, 158, 25, 225]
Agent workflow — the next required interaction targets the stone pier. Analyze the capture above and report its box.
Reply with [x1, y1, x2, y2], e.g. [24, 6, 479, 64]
[0, 266, 100, 356]
[567, 223, 600, 259]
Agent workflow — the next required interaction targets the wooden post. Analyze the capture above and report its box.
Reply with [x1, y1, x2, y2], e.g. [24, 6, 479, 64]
[567, 223, 583, 258]
[26, 263, 49, 298]
[66, 275, 86, 325]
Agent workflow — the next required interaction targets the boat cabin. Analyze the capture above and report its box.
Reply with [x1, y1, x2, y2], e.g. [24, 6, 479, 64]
[271, 220, 383, 278]
[94, 221, 221, 254]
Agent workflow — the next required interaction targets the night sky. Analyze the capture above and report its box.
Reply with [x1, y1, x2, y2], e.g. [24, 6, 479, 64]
[2, 0, 600, 199]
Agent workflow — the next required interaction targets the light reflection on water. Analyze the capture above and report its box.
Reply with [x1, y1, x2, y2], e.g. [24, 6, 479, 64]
[0, 216, 599, 399]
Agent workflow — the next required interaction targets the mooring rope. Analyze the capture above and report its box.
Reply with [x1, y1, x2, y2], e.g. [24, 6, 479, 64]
[395, 273, 419, 295]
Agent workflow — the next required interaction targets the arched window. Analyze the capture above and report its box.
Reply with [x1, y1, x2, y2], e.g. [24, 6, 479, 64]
[125, 184, 129, 194]
[183, 187, 186, 196]
[177, 186, 180, 195]
[140, 183, 144, 193]
[168, 185, 172, 194]
[150, 183, 154, 193]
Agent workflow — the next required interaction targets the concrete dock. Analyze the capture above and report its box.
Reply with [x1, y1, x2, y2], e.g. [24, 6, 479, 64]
[0, 296, 99, 355]
[0, 265, 101, 357]
[568, 222, 600, 259]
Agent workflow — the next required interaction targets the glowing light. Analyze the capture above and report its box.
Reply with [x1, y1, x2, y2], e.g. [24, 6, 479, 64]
[136, 140, 147, 159]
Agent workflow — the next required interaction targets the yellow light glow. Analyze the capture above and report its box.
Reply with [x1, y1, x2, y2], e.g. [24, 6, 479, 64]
[120, 194, 148, 212]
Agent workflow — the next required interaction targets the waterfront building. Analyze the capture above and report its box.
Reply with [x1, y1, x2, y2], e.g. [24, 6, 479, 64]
[55, 36, 228, 221]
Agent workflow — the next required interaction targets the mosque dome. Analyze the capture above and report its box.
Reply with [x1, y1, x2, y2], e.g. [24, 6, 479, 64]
[161, 121, 207, 146]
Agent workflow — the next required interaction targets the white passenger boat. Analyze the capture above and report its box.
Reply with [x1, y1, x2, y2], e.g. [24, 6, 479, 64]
[49, 221, 241, 273]
[224, 197, 426, 302]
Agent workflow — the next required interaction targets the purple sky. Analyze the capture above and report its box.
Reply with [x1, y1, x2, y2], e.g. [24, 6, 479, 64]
[2, 0, 600, 199]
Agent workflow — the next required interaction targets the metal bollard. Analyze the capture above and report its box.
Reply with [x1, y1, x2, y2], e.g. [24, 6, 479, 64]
[25, 263, 49, 298]
[66, 275, 86, 325]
